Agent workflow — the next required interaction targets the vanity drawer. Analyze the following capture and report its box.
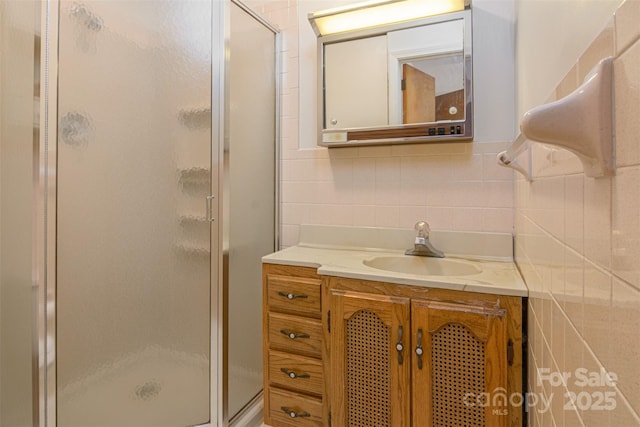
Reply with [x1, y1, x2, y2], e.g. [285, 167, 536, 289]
[269, 351, 324, 396]
[267, 275, 321, 317]
[269, 387, 323, 427]
[268, 312, 323, 357]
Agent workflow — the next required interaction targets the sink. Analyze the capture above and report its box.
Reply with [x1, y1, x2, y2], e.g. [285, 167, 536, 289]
[363, 256, 482, 276]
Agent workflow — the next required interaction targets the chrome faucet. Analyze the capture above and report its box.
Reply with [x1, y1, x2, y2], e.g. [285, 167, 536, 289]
[405, 221, 444, 258]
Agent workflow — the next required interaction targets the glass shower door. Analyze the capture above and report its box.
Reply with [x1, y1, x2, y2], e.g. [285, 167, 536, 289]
[56, 1, 212, 426]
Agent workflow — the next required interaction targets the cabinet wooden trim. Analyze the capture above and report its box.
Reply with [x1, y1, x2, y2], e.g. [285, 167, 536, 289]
[503, 296, 523, 427]
[327, 275, 504, 308]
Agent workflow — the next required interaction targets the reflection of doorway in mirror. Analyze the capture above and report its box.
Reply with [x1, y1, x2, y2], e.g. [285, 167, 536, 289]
[400, 53, 465, 123]
[402, 64, 435, 124]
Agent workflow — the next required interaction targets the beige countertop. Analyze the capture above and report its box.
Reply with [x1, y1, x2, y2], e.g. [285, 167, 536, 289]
[262, 225, 528, 297]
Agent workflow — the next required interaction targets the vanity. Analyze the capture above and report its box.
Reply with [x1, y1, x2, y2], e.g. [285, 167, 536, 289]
[262, 225, 527, 427]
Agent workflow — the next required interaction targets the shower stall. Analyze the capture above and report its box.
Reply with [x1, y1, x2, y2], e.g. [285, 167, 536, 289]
[0, 0, 278, 426]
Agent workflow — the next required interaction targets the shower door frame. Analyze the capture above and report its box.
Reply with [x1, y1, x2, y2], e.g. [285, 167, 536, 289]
[38, 1, 57, 424]
[220, 2, 280, 425]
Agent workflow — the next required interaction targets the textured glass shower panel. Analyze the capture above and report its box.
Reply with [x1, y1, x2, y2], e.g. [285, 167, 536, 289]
[56, 1, 211, 426]
[0, 1, 39, 425]
[226, 3, 276, 419]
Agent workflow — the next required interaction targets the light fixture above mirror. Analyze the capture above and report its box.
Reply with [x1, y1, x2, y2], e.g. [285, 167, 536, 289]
[309, 0, 468, 37]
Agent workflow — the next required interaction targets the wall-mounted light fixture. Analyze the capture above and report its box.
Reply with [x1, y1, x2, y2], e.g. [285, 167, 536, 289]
[308, 0, 468, 37]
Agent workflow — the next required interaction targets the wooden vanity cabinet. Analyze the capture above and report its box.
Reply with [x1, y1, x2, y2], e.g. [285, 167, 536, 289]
[263, 265, 523, 427]
[326, 276, 523, 427]
[263, 264, 327, 427]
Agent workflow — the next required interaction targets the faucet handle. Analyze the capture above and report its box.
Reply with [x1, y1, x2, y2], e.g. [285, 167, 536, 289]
[414, 221, 431, 238]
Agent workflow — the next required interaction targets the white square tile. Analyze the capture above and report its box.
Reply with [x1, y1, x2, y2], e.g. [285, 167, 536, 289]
[425, 207, 456, 230]
[582, 261, 612, 368]
[583, 176, 612, 269]
[611, 277, 640, 415]
[564, 175, 584, 253]
[578, 350, 612, 426]
[481, 208, 513, 233]
[398, 206, 429, 229]
[563, 248, 584, 335]
[615, 0, 640, 56]
[351, 205, 376, 227]
[577, 18, 614, 82]
[280, 224, 300, 247]
[451, 207, 483, 231]
[612, 166, 640, 288]
[614, 39, 640, 168]
[483, 153, 514, 181]
[481, 181, 514, 208]
[374, 205, 400, 227]
[374, 157, 402, 206]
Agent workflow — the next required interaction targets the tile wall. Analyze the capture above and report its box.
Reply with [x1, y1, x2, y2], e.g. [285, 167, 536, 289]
[515, 0, 640, 425]
[247, 0, 516, 248]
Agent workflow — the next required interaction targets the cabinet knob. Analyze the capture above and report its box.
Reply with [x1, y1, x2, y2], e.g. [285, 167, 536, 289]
[277, 291, 308, 300]
[280, 329, 310, 340]
[281, 407, 311, 418]
[415, 328, 424, 369]
[280, 368, 310, 380]
[396, 325, 404, 365]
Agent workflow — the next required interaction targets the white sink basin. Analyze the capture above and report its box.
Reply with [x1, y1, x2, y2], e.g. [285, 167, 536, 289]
[363, 256, 482, 276]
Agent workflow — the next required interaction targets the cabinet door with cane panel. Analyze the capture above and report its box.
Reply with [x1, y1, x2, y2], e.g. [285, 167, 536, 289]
[329, 290, 411, 427]
[411, 300, 508, 427]
[326, 285, 513, 427]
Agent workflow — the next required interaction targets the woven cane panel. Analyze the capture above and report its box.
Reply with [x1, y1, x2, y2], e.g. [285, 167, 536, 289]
[346, 310, 391, 427]
[431, 323, 485, 427]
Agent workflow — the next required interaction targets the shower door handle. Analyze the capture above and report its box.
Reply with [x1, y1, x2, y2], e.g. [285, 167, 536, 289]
[206, 195, 215, 222]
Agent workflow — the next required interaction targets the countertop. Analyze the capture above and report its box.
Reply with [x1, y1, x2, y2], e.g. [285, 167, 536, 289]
[262, 225, 528, 297]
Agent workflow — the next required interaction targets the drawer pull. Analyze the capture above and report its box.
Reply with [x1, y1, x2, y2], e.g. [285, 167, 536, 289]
[280, 368, 310, 379]
[281, 406, 311, 419]
[278, 291, 308, 300]
[280, 329, 310, 340]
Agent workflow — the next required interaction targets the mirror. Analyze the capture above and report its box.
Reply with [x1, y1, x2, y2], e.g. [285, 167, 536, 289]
[316, 9, 472, 147]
